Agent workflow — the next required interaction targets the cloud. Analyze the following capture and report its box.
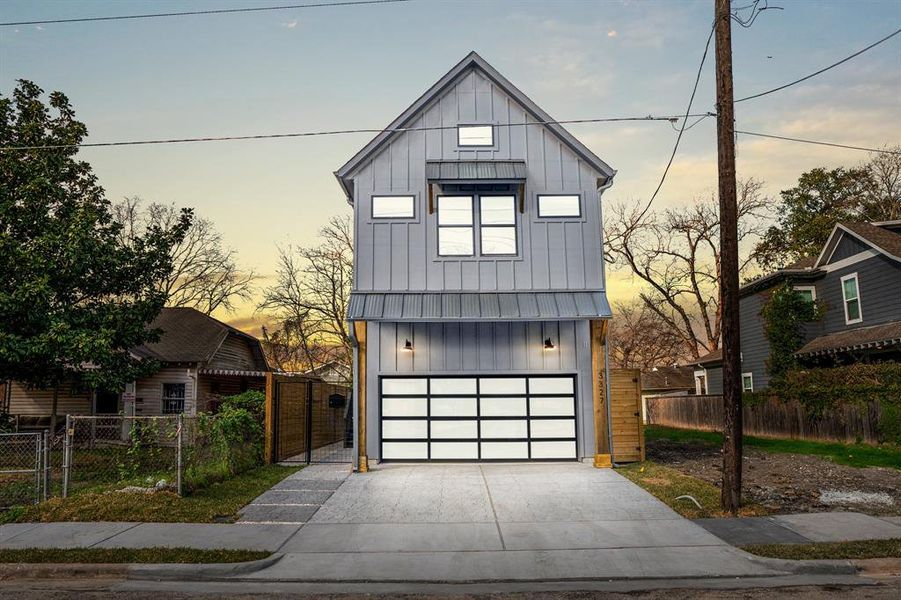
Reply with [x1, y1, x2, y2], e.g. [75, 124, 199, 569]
[35, 25, 44, 31]
[281, 19, 299, 29]
[607, 30, 618, 38]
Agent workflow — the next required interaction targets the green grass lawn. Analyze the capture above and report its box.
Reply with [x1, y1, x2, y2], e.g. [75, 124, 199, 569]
[0, 547, 271, 564]
[646, 425, 901, 469]
[741, 538, 901, 560]
[617, 460, 767, 519]
[1, 464, 300, 524]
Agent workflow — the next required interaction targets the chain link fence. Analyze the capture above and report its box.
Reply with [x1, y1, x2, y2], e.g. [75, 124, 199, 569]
[0, 432, 47, 508]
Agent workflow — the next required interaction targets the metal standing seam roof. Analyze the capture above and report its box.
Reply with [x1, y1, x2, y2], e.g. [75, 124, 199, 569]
[425, 160, 528, 181]
[347, 292, 611, 321]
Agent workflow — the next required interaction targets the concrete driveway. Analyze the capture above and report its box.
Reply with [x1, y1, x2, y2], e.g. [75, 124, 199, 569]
[244, 462, 800, 582]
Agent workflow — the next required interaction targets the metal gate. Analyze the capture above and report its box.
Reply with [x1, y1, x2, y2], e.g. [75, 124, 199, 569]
[269, 375, 353, 464]
[0, 432, 47, 508]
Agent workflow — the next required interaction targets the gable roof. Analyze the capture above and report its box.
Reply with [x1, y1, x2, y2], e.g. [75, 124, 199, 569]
[334, 51, 615, 202]
[134, 307, 267, 369]
[641, 366, 695, 391]
[693, 348, 722, 367]
[815, 221, 901, 268]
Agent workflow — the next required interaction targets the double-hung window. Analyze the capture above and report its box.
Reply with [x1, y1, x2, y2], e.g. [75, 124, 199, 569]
[742, 373, 754, 392]
[437, 195, 517, 256]
[162, 383, 186, 414]
[841, 273, 862, 324]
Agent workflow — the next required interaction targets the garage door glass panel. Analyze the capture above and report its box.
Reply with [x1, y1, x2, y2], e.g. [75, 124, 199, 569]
[383, 397, 427, 417]
[430, 442, 479, 459]
[382, 379, 428, 395]
[528, 377, 574, 394]
[382, 442, 428, 459]
[430, 420, 478, 439]
[479, 397, 527, 416]
[479, 378, 527, 394]
[529, 397, 575, 416]
[481, 419, 527, 439]
[531, 441, 577, 459]
[430, 378, 477, 395]
[430, 397, 477, 417]
[382, 420, 427, 439]
[481, 442, 529, 459]
[530, 419, 576, 438]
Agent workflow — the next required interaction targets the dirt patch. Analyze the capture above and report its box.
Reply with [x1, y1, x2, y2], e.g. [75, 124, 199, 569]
[647, 438, 901, 516]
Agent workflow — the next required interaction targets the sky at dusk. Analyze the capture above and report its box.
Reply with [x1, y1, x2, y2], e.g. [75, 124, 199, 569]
[2, 0, 900, 334]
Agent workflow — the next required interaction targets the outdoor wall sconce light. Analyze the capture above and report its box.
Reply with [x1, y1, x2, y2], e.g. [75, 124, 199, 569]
[544, 337, 556, 350]
[402, 339, 413, 352]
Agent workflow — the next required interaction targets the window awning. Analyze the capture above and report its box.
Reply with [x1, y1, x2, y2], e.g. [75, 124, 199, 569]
[198, 368, 268, 377]
[426, 160, 527, 182]
[347, 291, 611, 322]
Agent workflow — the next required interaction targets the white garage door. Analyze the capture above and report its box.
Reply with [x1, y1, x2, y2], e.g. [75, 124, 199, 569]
[380, 375, 577, 461]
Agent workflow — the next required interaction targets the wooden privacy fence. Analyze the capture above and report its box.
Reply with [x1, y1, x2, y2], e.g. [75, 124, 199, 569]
[645, 394, 883, 444]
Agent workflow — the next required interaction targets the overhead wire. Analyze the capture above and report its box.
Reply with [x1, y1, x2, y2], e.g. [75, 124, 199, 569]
[735, 130, 900, 155]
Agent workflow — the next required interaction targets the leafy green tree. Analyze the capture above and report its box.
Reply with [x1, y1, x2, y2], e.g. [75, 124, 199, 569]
[760, 282, 822, 381]
[0, 80, 192, 429]
[755, 150, 901, 270]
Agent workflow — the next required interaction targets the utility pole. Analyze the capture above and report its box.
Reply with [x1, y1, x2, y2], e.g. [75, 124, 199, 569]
[714, 0, 742, 515]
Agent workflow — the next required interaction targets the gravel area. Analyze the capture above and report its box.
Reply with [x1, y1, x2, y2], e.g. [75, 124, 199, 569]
[648, 438, 901, 516]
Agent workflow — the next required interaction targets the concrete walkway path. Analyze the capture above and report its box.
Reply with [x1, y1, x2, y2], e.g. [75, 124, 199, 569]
[695, 513, 901, 546]
[238, 463, 351, 524]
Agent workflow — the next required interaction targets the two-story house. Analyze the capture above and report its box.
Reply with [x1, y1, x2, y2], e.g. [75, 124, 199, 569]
[694, 220, 901, 394]
[337, 52, 616, 468]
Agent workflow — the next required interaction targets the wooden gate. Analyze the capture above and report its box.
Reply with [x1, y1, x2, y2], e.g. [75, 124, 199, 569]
[610, 369, 644, 463]
[265, 373, 353, 463]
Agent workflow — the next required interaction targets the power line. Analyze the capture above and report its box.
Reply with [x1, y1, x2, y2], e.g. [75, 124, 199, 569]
[0, 0, 411, 27]
[736, 130, 900, 155]
[736, 26, 901, 103]
[0, 114, 713, 151]
[634, 22, 716, 222]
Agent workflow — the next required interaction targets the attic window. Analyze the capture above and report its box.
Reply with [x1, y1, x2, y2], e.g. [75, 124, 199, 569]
[457, 125, 493, 147]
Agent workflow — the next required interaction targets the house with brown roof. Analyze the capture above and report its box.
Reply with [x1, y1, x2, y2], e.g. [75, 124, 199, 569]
[3, 307, 269, 428]
[693, 220, 901, 394]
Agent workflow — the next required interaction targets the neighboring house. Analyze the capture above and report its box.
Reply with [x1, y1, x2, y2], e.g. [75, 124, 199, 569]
[694, 220, 901, 394]
[302, 360, 351, 385]
[4, 307, 269, 425]
[639, 366, 695, 423]
[338, 52, 616, 465]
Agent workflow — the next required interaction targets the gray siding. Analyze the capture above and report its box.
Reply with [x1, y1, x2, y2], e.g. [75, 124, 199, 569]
[350, 67, 606, 293]
[816, 254, 901, 333]
[826, 232, 871, 263]
[366, 320, 596, 459]
[207, 334, 259, 371]
[705, 366, 724, 395]
[739, 293, 771, 391]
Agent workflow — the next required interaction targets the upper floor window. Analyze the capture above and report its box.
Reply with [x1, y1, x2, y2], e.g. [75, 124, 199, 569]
[437, 195, 517, 257]
[793, 285, 816, 303]
[841, 273, 862, 324]
[537, 194, 581, 218]
[372, 195, 414, 219]
[162, 383, 186, 414]
[457, 125, 493, 147]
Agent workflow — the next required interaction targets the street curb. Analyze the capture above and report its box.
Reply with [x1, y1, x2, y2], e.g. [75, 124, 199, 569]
[737, 551, 858, 576]
[0, 562, 129, 580]
[127, 553, 283, 580]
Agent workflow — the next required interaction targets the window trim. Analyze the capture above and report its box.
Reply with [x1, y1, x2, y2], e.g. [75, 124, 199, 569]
[840, 272, 863, 325]
[161, 382, 186, 415]
[537, 194, 583, 218]
[793, 285, 817, 302]
[437, 195, 475, 257]
[456, 124, 495, 148]
[741, 372, 754, 392]
[693, 369, 707, 395]
[371, 194, 416, 220]
[479, 194, 518, 256]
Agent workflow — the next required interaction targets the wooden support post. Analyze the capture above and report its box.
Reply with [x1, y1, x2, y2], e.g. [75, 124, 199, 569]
[354, 321, 369, 472]
[591, 320, 612, 468]
[518, 182, 525, 213]
[428, 183, 434, 214]
[264, 371, 274, 464]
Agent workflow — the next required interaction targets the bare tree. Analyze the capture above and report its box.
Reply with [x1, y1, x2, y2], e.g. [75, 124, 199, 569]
[258, 215, 353, 372]
[604, 178, 769, 359]
[113, 197, 256, 314]
[608, 300, 688, 370]
[864, 145, 901, 220]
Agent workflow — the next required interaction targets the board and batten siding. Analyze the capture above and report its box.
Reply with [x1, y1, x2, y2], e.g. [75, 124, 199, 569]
[207, 334, 259, 371]
[134, 367, 197, 416]
[365, 320, 597, 460]
[816, 253, 901, 334]
[350, 68, 606, 294]
[7, 381, 93, 416]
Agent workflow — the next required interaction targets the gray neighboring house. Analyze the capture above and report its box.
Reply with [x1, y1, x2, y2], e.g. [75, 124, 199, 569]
[694, 220, 901, 394]
[337, 52, 616, 465]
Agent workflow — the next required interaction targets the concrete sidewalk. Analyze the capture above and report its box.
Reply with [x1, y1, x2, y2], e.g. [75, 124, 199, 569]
[694, 513, 901, 546]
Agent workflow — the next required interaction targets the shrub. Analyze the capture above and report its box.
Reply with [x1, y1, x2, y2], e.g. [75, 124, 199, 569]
[218, 390, 264, 423]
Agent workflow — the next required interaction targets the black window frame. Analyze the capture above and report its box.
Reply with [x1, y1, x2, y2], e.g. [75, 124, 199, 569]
[436, 193, 519, 258]
[436, 194, 475, 257]
[161, 382, 186, 414]
[478, 194, 518, 256]
[537, 193, 583, 218]
[456, 124, 494, 148]
[371, 194, 416, 219]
